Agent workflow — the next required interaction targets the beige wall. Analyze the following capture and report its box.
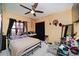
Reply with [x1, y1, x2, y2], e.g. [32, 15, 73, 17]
[2, 4, 36, 48]
[36, 9, 72, 43]
[72, 4, 79, 40]
[2, 4, 35, 35]
[2, 4, 76, 44]
[27, 19, 36, 32]
[72, 4, 79, 23]
[74, 23, 79, 40]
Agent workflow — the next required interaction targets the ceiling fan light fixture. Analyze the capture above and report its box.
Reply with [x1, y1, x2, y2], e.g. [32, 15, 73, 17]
[31, 10, 35, 14]
[20, 3, 44, 16]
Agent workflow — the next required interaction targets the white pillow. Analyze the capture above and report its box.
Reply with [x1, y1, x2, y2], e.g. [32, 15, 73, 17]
[10, 35, 20, 40]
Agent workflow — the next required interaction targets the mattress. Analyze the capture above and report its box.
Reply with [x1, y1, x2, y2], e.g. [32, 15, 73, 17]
[9, 37, 40, 56]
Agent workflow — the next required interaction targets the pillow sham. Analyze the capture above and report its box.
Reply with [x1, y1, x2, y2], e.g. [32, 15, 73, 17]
[10, 34, 27, 40]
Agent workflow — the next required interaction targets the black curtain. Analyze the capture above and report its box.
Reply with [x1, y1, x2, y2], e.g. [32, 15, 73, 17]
[61, 26, 64, 38]
[23, 21, 25, 33]
[7, 18, 15, 38]
[71, 24, 74, 38]
[25, 21, 28, 33]
[64, 25, 68, 37]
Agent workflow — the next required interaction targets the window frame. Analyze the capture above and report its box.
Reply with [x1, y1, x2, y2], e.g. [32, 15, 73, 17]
[11, 21, 24, 36]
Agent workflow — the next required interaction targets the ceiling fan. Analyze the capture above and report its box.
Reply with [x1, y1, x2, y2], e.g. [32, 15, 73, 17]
[20, 3, 44, 16]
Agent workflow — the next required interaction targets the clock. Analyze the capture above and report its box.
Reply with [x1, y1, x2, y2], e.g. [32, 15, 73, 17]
[53, 20, 58, 26]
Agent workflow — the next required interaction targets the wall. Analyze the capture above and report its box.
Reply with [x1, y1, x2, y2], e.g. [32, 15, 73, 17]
[0, 4, 2, 14]
[31, 19, 36, 32]
[27, 18, 36, 32]
[2, 4, 36, 48]
[36, 9, 72, 43]
[72, 3, 79, 23]
[2, 3, 74, 45]
[72, 4, 79, 40]
[0, 3, 2, 50]
[74, 23, 79, 40]
[2, 4, 36, 35]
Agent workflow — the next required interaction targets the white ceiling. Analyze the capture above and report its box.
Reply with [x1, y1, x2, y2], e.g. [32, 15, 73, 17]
[5, 3, 73, 18]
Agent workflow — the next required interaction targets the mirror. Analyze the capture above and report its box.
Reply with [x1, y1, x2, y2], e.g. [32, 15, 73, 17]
[61, 24, 74, 38]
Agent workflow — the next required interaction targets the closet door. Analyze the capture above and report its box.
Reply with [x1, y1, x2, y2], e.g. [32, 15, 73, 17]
[36, 22, 45, 41]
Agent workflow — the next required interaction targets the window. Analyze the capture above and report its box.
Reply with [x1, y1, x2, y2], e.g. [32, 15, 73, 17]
[11, 21, 24, 36]
[17, 22, 23, 35]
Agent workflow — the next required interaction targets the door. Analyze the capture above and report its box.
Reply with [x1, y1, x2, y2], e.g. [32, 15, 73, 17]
[36, 22, 45, 41]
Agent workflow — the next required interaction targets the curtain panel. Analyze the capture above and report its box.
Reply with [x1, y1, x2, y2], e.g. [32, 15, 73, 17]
[7, 18, 15, 38]
[23, 21, 28, 34]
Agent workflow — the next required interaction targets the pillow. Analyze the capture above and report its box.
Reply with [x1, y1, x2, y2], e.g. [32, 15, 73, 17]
[28, 32, 31, 34]
[10, 35, 20, 40]
[20, 32, 27, 36]
[21, 34, 27, 37]
[10, 34, 28, 40]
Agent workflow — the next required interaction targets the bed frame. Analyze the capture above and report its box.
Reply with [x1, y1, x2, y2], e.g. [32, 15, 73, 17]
[8, 39, 41, 56]
[21, 42, 41, 56]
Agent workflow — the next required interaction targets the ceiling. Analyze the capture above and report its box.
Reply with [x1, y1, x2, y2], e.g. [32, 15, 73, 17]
[5, 3, 73, 18]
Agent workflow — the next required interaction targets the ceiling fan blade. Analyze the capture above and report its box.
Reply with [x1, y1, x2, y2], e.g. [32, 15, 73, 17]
[35, 10, 44, 13]
[32, 3, 38, 10]
[33, 13, 36, 16]
[25, 11, 30, 14]
[33, 3, 38, 8]
[20, 4, 31, 11]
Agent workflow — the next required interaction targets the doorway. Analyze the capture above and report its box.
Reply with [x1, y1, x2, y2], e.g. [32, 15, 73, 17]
[35, 22, 45, 41]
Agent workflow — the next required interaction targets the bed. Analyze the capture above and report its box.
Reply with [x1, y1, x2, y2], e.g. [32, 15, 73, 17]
[8, 35, 41, 56]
